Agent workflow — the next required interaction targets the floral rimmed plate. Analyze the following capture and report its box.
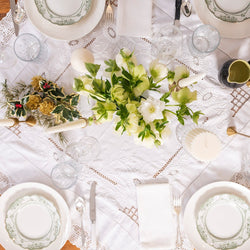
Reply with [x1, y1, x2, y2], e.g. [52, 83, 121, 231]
[196, 194, 250, 249]
[205, 0, 250, 23]
[35, 0, 92, 25]
[5, 195, 61, 249]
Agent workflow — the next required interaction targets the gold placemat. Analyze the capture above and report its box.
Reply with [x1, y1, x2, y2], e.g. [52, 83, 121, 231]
[0, 241, 80, 250]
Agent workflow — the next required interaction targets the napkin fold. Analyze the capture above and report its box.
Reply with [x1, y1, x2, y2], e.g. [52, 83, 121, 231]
[136, 183, 176, 250]
[116, 0, 152, 38]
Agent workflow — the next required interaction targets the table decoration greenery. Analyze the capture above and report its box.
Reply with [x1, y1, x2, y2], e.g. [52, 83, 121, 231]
[73, 48, 203, 147]
[1, 76, 81, 128]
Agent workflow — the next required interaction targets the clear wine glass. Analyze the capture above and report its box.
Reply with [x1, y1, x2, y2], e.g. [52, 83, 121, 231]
[51, 136, 100, 189]
[151, 24, 183, 65]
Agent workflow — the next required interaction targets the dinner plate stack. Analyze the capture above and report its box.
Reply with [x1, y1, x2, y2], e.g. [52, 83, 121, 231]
[24, 0, 106, 40]
[0, 183, 71, 250]
[193, 0, 250, 38]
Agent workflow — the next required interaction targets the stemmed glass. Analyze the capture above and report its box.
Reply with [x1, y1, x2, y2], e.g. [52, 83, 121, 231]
[151, 24, 183, 65]
[51, 136, 100, 189]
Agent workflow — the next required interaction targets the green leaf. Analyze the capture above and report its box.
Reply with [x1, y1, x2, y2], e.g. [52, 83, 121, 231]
[122, 68, 133, 81]
[70, 94, 80, 106]
[62, 108, 73, 121]
[160, 92, 171, 103]
[104, 59, 120, 72]
[52, 105, 64, 114]
[85, 63, 101, 77]
[192, 111, 203, 124]
[73, 78, 84, 91]
[48, 88, 65, 99]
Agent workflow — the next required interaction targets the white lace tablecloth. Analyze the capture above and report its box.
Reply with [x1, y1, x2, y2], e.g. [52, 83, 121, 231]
[0, 1, 249, 249]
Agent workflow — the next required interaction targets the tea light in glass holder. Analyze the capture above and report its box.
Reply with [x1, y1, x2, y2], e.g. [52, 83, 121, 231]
[184, 128, 221, 162]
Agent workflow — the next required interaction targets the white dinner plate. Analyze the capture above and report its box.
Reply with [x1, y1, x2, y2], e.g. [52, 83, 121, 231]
[0, 182, 71, 250]
[193, 0, 250, 38]
[34, 0, 92, 26]
[183, 181, 250, 250]
[24, 0, 105, 40]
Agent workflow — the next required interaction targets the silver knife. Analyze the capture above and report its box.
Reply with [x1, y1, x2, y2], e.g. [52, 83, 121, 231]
[10, 0, 19, 36]
[89, 181, 97, 249]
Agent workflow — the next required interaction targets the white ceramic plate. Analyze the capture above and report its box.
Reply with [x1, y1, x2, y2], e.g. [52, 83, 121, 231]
[205, 0, 250, 23]
[193, 0, 250, 38]
[35, 0, 92, 26]
[24, 0, 105, 40]
[0, 183, 71, 250]
[183, 181, 250, 250]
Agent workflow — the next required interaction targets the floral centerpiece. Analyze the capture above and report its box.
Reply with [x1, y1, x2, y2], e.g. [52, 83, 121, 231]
[73, 48, 202, 147]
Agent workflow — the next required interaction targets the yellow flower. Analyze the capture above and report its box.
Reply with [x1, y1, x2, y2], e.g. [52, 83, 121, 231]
[39, 98, 55, 115]
[31, 76, 44, 91]
[26, 95, 42, 110]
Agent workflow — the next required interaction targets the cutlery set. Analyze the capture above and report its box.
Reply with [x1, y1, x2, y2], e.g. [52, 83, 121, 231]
[75, 181, 97, 249]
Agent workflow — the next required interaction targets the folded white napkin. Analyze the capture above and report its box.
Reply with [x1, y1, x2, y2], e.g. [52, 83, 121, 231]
[136, 183, 176, 250]
[116, 0, 152, 38]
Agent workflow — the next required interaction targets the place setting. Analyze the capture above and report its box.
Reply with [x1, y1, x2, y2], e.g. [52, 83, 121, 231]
[0, 0, 249, 250]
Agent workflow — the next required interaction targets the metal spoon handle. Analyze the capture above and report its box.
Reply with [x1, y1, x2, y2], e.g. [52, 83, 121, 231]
[237, 132, 250, 138]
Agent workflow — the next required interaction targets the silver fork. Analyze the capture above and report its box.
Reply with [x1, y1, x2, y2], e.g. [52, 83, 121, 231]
[173, 196, 183, 248]
[106, 0, 113, 22]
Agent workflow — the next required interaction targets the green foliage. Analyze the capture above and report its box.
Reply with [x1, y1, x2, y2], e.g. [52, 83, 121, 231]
[85, 63, 101, 77]
[104, 59, 120, 72]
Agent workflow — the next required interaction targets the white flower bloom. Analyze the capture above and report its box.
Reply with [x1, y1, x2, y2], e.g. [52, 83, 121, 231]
[149, 59, 168, 81]
[115, 48, 137, 71]
[174, 65, 189, 82]
[138, 97, 165, 123]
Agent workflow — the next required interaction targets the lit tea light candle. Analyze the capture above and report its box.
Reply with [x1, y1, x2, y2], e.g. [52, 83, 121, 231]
[71, 48, 94, 73]
[45, 119, 87, 134]
[184, 128, 221, 161]
[0, 118, 16, 127]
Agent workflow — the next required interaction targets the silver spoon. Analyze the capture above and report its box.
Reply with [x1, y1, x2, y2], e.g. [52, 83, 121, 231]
[75, 197, 86, 247]
[181, 0, 192, 17]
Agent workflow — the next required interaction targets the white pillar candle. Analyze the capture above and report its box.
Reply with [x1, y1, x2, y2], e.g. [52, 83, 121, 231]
[71, 48, 94, 74]
[184, 128, 221, 161]
[0, 118, 16, 127]
[178, 73, 206, 87]
[45, 119, 87, 134]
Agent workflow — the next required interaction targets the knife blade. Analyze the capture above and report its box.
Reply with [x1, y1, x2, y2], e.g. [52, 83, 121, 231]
[9, 0, 19, 36]
[89, 181, 97, 223]
[174, 0, 182, 27]
[89, 181, 97, 249]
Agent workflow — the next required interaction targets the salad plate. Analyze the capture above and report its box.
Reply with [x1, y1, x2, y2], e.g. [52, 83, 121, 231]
[205, 0, 250, 23]
[34, 0, 92, 25]
[0, 183, 71, 250]
[24, 0, 105, 40]
[6, 195, 61, 249]
[184, 181, 250, 250]
[196, 194, 250, 249]
[193, 0, 250, 38]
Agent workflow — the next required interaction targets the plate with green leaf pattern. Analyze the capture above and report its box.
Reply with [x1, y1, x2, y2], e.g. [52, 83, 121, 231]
[196, 194, 250, 249]
[205, 0, 250, 23]
[35, 0, 92, 25]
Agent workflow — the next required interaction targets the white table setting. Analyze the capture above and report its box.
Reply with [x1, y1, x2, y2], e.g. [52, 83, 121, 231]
[0, 0, 249, 250]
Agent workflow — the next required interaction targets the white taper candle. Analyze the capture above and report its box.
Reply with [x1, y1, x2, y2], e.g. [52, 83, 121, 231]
[178, 73, 206, 87]
[45, 119, 87, 134]
[0, 118, 16, 127]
